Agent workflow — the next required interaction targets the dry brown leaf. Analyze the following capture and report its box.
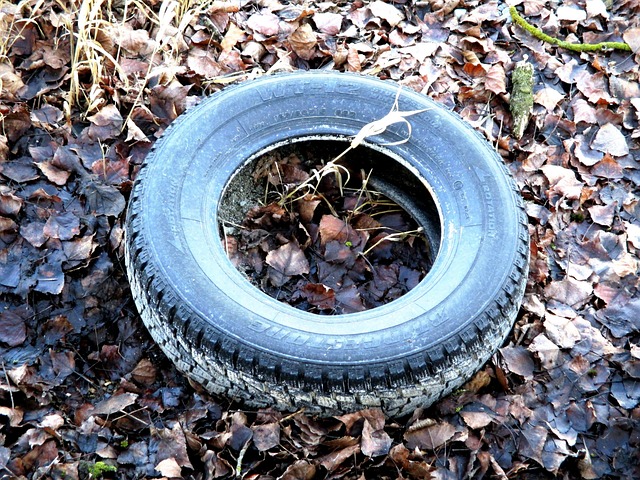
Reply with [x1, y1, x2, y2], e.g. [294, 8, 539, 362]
[252, 422, 280, 451]
[247, 12, 280, 36]
[155, 458, 181, 477]
[369, 1, 404, 27]
[544, 277, 593, 308]
[588, 204, 616, 226]
[347, 44, 362, 72]
[541, 165, 583, 201]
[318, 444, 360, 472]
[571, 99, 597, 124]
[187, 48, 221, 78]
[0, 189, 23, 216]
[265, 241, 309, 287]
[0, 311, 26, 347]
[500, 346, 535, 379]
[301, 283, 335, 310]
[221, 22, 245, 52]
[484, 63, 506, 95]
[279, 460, 317, 479]
[0, 63, 25, 99]
[544, 314, 582, 349]
[361, 419, 392, 457]
[460, 409, 493, 430]
[591, 154, 624, 179]
[111, 25, 155, 56]
[534, 88, 565, 111]
[289, 23, 317, 60]
[404, 420, 456, 450]
[557, 5, 587, 21]
[591, 124, 629, 157]
[313, 12, 343, 35]
[529, 334, 561, 369]
[130, 358, 157, 386]
[623, 27, 640, 53]
[92, 393, 138, 416]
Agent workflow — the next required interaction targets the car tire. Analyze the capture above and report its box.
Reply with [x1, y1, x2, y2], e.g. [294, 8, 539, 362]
[125, 71, 529, 417]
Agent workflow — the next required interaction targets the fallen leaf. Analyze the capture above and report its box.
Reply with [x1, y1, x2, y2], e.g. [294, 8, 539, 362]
[571, 98, 597, 124]
[0, 406, 23, 427]
[534, 88, 565, 111]
[36, 161, 70, 185]
[44, 212, 80, 240]
[300, 283, 335, 310]
[588, 203, 615, 226]
[0, 311, 27, 346]
[155, 457, 182, 477]
[266, 242, 309, 278]
[81, 179, 126, 216]
[247, 12, 280, 36]
[369, 1, 404, 27]
[130, 358, 157, 386]
[313, 12, 343, 35]
[544, 277, 593, 308]
[500, 346, 535, 379]
[92, 393, 138, 416]
[318, 444, 360, 472]
[289, 23, 317, 60]
[361, 418, 392, 457]
[529, 334, 561, 369]
[404, 420, 456, 450]
[519, 424, 548, 465]
[623, 28, 640, 53]
[591, 154, 624, 179]
[86, 105, 124, 141]
[557, 5, 587, 21]
[484, 63, 506, 95]
[155, 423, 193, 469]
[544, 314, 582, 349]
[252, 422, 280, 451]
[276, 459, 315, 480]
[34, 260, 65, 295]
[591, 124, 629, 157]
[541, 165, 583, 201]
[460, 407, 493, 429]
[0, 216, 17, 233]
[221, 22, 245, 52]
[63, 234, 96, 262]
[0, 190, 23, 216]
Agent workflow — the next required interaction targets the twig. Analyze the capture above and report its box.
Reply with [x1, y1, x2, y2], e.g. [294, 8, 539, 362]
[509, 7, 632, 52]
[1, 361, 15, 410]
[361, 227, 424, 257]
[235, 438, 251, 478]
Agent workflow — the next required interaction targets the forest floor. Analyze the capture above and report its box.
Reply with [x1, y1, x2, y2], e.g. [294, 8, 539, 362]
[1, 0, 639, 478]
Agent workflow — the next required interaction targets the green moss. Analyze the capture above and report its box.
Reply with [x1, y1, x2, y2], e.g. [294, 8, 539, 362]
[87, 461, 117, 478]
[510, 60, 534, 139]
[510, 7, 631, 53]
[571, 212, 585, 222]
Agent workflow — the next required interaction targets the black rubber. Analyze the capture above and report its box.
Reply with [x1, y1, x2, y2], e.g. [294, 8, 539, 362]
[124, 71, 529, 417]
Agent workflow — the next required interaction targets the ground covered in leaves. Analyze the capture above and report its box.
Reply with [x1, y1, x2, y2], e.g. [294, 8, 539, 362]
[1, 0, 639, 478]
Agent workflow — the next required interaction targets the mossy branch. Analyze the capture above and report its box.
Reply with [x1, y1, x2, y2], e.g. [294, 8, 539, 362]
[509, 7, 632, 53]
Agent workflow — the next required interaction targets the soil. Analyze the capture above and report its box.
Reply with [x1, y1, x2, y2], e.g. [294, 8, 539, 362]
[220, 143, 432, 314]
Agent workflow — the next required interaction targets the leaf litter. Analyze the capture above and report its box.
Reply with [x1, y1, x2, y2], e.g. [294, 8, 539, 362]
[0, 0, 639, 478]
[223, 143, 432, 314]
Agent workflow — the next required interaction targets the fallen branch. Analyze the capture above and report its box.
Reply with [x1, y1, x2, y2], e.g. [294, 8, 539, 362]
[509, 6, 631, 53]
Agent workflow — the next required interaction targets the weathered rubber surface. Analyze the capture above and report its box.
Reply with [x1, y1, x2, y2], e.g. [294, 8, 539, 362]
[124, 71, 529, 417]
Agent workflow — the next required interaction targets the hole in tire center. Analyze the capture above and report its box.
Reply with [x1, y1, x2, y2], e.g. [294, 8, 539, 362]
[218, 139, 442, 315]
